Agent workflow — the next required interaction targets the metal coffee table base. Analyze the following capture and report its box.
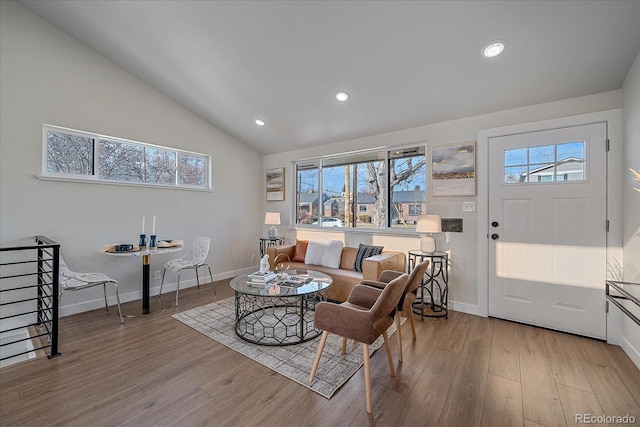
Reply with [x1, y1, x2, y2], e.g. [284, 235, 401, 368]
[234, 291, 327, 346]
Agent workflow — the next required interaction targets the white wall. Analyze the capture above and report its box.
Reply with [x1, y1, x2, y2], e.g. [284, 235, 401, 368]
[263, 90, 622, 313]
[0, 1, 263, 316]
[620, 51, 640, 367]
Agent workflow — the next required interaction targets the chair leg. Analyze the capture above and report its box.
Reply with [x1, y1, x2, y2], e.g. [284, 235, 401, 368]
[175, 270, 182, 307]
[308, 330, 328, 384]
[113, 283, 124, 324]
[206, 265, 215, 295]
[158, 268, 167, 298]
[396, 311, 403, 362]
[409, 310, 417, 340]
[195, 267, 201, 289]
[102, 283, 109, 311]
[342, 337, 347, 355]
[362, 343, 372, 414]
[383, 330, 396, 377]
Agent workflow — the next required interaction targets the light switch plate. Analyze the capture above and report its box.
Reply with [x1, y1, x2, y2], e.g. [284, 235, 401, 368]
[463, 201, 475, 212]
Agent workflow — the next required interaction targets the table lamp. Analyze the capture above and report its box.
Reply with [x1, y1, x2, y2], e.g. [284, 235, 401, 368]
[265, 212, 281, 238]
[416, 214, 441, 253]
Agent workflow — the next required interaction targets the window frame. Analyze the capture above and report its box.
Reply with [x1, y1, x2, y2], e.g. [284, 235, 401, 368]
[40, 124, 212, 191]
[293, 143, 427, 234]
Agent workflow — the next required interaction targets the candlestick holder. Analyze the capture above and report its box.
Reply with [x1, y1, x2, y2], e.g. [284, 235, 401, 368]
[139, 234, 147, 247]
[149, 234, 157, 248]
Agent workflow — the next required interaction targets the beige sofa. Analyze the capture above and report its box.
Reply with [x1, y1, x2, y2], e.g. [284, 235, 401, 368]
[267, 244, 406, 302]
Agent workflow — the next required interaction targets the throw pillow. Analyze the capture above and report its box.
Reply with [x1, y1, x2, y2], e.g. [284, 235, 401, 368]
[353, 243, 384, 272]
[292, 239, 309, 262]
[305, 240, 344, 268]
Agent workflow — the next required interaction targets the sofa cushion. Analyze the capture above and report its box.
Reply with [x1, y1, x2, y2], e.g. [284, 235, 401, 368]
[291, 240, 308, 262]
[340, 246, 358, 270]
[305, 240, 343, 268]
[353, 243, 384, 272]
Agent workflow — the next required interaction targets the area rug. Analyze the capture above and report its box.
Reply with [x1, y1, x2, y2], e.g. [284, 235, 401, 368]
[172, 297, 401, 398]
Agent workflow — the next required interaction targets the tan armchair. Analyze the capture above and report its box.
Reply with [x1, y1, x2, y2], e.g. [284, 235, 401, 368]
[361, 260, 430, 361]
[308, 273, 408, 414]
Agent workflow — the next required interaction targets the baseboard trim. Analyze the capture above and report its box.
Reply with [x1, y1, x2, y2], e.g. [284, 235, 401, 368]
[60, 269, 484, 319]
[59, 266, 256, 318]
[448, 300, 480, 316]
[620, 334, 640, 370]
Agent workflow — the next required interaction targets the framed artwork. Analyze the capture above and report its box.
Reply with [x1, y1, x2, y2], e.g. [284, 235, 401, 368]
[431, 141, 476, 196]
[266, 167, 285, 201]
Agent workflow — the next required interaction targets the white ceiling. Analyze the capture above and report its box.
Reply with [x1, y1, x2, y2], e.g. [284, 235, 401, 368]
[19, 0, 640, 155]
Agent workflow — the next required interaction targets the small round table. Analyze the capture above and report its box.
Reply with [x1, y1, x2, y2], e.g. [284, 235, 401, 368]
[229, 269, 332, 346]
[103, 245, 183, 316]
[408, 250, 449, 319]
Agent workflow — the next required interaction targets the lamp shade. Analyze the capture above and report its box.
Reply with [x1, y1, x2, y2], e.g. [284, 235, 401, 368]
[264, 212, 281, 225]
[416, 214, 441, 233]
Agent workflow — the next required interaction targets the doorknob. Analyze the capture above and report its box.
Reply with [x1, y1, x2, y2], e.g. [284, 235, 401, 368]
[491, 234, 500, 240]
[491, 221, 499, 227]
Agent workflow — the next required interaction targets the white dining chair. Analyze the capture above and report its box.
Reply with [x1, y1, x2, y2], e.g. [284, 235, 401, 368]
[58, 256, 124, 324]
[158, 236, 215, 306]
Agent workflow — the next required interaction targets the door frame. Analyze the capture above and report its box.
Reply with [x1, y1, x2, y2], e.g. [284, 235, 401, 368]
[476, 109, 624, 342]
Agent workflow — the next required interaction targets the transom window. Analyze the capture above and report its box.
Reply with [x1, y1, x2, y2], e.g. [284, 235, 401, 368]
[504, 141, 585, 184]
[42, 125, 211, 189]
[295, 145, 426, 230]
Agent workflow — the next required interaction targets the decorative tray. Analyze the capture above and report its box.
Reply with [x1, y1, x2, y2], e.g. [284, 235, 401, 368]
[157, 240, 184, 248]
[105, 246, 141, 253]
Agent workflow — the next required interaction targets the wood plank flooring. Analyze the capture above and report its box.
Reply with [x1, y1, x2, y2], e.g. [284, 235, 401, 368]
[1, 279, 639, 426]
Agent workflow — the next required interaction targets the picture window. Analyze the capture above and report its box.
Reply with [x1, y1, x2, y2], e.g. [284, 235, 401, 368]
[294, 145, 426, 230]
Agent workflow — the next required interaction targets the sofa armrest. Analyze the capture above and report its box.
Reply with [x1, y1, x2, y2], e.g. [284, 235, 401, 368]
[362, 251, 406, 281]
[267, 245, 295, 269]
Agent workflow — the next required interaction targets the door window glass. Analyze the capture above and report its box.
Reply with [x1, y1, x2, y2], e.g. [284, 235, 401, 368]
[504, 141, 585, 184]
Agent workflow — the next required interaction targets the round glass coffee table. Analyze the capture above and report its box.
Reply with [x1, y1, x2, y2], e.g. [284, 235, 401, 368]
[229, 269, 332, 346]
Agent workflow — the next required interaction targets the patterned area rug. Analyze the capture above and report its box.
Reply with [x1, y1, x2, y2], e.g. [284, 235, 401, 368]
[172, 297, 399, 398]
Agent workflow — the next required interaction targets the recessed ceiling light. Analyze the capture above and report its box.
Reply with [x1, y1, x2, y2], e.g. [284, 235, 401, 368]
[336, 92, 349, 102]
[482, 41, 505, 58]
[255, 119, 265, 126]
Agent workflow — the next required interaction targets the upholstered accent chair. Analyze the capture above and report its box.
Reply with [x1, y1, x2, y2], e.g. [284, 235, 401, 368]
[361, 260, 430, 362]
[308, 273, 408, 414]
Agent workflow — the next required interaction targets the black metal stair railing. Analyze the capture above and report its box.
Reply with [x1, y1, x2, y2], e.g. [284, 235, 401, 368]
[0, 236, 61, 365]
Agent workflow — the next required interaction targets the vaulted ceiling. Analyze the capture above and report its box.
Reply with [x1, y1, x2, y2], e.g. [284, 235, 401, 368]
[20, 1, 640, 155]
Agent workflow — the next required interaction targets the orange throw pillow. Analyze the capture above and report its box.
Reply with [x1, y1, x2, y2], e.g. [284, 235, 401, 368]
[292, 240, 309, 262]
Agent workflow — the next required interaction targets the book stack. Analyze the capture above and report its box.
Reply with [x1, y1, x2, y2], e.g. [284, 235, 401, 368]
[247, 271, 276, 283]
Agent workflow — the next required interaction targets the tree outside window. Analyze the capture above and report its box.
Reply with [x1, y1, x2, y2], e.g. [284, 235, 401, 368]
[47, 131, 93, 175]
[43, 125, 210, 189]
[295, 146, 426, 229]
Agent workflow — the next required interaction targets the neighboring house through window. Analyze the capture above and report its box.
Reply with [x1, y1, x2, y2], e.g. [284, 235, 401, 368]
[294, 145, 426, 230]
[504, 141, 585, 184]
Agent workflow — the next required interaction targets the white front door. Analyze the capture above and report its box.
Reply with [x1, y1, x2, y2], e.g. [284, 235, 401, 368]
[488, 122, 607, 339]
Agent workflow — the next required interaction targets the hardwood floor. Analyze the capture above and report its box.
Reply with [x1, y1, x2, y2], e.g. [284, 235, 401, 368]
[1, 279, 639, 426]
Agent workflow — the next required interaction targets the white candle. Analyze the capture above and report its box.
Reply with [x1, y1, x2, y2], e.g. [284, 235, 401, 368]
[152, 215, 156, 235]
[142, 215, 145, 234]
